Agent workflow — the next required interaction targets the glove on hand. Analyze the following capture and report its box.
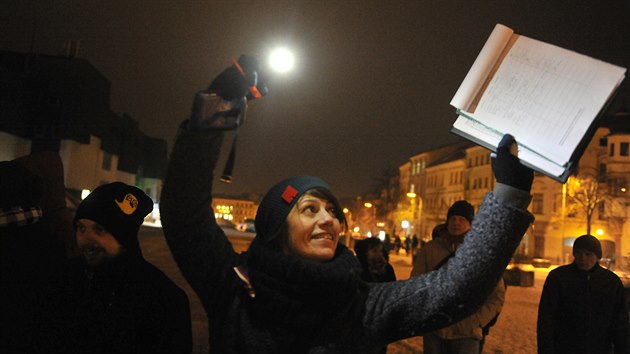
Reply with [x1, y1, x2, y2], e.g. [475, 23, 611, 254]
[208, 55, 268, 101]
[189, 55, 267, 131]
[491, 134, 534, 192]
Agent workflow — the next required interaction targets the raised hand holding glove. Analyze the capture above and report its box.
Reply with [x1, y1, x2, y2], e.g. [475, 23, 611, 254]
[491, 134, 534, 193]
[189, 55, 267, 131]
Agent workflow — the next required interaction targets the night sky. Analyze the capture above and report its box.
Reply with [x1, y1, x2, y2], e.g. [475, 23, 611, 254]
[2, 0, 629, 198]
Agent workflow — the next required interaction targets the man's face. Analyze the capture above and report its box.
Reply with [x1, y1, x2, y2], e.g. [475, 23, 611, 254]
[367, 244, 387, 275]
[75, 219, 122, 267]
[573, 248, 599, 271]
[447, 215, 471, 237]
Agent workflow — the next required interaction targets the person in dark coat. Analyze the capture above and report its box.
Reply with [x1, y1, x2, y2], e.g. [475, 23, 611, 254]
[354, 237, 396, 283]
[37, 182, 192, 354]
[15, 151, 79, 259]
[160, 56, 536, 353]
[537, 234, 628, 354]
[0, 159, 66, 353]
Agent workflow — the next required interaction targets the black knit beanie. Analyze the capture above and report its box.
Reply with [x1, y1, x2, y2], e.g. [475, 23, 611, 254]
[446, 200, 474, 223]
[74, 182, 153, 254]
[573, 234, 602, 259]
[254, 176, 331, 243]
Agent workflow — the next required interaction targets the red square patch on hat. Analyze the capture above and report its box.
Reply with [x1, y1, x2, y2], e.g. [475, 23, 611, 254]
[281, 185, 299, 204]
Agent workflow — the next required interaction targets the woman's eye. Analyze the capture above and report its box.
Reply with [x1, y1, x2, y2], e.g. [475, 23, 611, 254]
[304, 206, 317, 213]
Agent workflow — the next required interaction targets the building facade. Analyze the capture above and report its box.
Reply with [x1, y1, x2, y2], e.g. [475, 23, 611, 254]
[395, 124, 630, 268]
[1, 50, 167, 208]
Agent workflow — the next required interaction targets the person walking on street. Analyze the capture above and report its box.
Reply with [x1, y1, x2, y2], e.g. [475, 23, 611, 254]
[160, 55, 535, 353]
[537, 234, 628, 354]
[411, 200, 505, 354]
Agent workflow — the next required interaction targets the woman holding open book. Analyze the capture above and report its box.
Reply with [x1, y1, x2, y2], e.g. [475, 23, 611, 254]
[160, 56, 535, 353]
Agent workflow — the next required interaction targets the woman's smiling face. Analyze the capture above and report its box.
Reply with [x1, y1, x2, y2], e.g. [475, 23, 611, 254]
[285, 192, 341, 262]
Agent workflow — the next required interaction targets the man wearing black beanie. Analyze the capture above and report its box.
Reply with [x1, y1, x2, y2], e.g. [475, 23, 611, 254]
[411, 200, 505, 354]
[37, 182, 192, 353]
[538, 235, 628, 354]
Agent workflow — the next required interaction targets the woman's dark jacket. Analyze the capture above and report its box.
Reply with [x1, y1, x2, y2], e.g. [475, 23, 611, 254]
[161, 130, 534, 353]
[537, 262, 628, 354]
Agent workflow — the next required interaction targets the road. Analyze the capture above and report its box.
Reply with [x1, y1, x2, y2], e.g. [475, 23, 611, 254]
[139, 226, 547, 353]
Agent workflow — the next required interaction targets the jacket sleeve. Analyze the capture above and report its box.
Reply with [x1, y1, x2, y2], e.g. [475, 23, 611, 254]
[410, 244, 431, 277]
[361, 192, 534, 345]
[537, 270, 559, 354]
[160, 128, 240, 311]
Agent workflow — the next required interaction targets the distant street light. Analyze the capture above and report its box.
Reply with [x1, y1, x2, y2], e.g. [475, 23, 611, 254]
[364, 202, 376, 235]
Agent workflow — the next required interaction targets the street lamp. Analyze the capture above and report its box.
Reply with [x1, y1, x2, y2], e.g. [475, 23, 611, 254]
[364, 202, 377, 234]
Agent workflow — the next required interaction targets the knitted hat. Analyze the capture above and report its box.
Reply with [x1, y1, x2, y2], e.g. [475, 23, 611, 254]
[254, 176, 331, 242]
[74, 182, 153, 254]
[446, 200, 474, 223]
[573, 234, 602, 259]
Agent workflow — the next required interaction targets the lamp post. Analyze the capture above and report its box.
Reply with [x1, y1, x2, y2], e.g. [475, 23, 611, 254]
[364, 202, 376, 236]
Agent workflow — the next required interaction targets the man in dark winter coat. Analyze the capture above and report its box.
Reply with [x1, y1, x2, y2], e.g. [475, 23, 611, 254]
[411, 200, 505, 354]
[37, 182, 192, 354]
[537, 234, 628, 354]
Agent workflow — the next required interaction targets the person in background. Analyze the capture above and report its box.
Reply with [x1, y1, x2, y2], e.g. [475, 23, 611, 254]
[0, 159, 66, 353]
[354, 237, 396, 283]
[411, 200, 506, 354]
[37, 182, 192, 353]
[537, 234, 628, 354]
[431, 223, 449, 240]
[354, 237, 396, 354]
[15, 151, 79, 258]
[160, 55, 535, 352]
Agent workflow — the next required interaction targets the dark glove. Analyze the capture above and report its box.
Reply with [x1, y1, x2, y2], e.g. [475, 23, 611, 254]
[491, 134, 534, 192]
[208, 55, 268, 101]
[189, 55, 267, 131]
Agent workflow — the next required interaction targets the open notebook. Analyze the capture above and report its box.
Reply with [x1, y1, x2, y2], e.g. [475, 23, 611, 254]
[450, 23, 626, 183]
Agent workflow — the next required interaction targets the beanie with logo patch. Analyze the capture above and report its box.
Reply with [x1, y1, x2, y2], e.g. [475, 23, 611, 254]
[74, 182, 153, 254]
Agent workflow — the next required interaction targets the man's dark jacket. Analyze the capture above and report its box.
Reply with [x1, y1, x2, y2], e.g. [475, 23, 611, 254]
[538, 262, 628, 354]
[36, 252, 192, 353]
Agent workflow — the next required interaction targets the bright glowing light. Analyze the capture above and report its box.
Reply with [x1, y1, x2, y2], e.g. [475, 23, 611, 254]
[364, 202, 373, 208]
[353, 226, 360, 233]
[366, 232, 373, 238]
[596, 228, 604, 236]
[378, 231, 386, 241]
[81, 189, 91, 200]
[343, 208, 349, 214]
[401, 220, 410, 229]
[269, 48, 295, 73]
